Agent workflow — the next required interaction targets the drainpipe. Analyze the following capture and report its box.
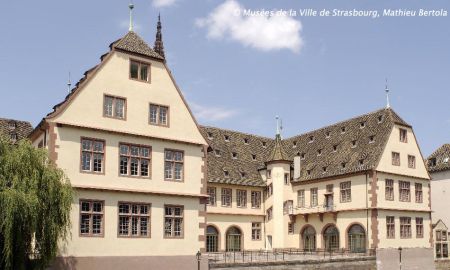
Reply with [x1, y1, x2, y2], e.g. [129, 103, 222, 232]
[366, 172, 369, 250]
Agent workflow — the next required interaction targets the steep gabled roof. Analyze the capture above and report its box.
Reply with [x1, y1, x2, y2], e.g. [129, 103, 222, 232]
[201, 108, 409, 186]
[427, 144, 450, 173]
[112, 31, 164, 60]
[0, 118, 33, 143]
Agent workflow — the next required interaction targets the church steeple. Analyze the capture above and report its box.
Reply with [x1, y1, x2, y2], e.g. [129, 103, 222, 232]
[154, 14, 165, 59]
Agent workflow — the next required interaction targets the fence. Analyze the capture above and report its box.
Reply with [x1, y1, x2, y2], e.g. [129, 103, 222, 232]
[207, 248, 376, 265]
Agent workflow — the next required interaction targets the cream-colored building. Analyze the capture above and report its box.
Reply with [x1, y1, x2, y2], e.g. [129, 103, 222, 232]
[427, 144, 450, 259]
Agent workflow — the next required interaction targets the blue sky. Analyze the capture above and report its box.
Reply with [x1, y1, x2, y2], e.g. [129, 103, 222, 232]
[0, 0, 449, 156]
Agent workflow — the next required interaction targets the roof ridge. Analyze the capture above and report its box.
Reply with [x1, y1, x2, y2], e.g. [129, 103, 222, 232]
[200, 125, 274, 140]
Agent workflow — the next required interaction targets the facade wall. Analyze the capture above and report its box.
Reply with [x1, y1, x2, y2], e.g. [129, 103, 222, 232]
[430, 170, 450, 226]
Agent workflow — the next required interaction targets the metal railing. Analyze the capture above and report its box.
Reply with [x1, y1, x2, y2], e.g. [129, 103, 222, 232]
[207, 248, 376, 265]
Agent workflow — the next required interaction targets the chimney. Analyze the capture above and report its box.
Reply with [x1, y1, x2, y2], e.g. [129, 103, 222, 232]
[294, 155, 301, 179]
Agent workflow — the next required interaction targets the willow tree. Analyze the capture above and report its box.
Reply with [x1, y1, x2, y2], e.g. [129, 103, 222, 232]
[0, 137, 73, 270]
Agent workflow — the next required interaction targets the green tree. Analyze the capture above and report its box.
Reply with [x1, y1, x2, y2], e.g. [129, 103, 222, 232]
[0, 137, 73, 270]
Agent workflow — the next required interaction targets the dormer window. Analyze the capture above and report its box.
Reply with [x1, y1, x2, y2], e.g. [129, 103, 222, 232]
[306, 170, 311, 176]
[341, 162, 347, 169]
[333, 145, 338, 152]
[244, 138, 249, 144]
[8, 121, 16, 129]
[262, 141, 267, 148]
[214, 149, 221, 157]
[317, 149, 322, 156]
[232, 152, 238, 159]
[301, 153, 306, 160]
[207, 132, 213, 139]
[224, 135, 230, 142]
[10, 133, 17, 142]
[341, 127, 346, 133]
[360, 121, 366, 128]
[309, 136, 314, 143]
[429, 158, 437, 167]
[223, 170, 229, 177]
[359, 159, 364, 166]
[266, 170, 272, 179]
[378, 115, 383, 123]
[240, 172, 246, 178]
[251, 154, 257, 161]
[325, 131, 331, 138]
[322, 166, 327, 173]
[351, 140, 357, 148]
[369, 135, 375, 143]
[293, 141, 297, 148]
[130, 60, 150, 82]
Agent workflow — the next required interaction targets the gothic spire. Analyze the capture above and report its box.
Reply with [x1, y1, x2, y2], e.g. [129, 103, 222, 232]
[154, 13, 165, 59]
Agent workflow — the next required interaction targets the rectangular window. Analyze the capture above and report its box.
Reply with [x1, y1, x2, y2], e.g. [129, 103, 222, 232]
[310, 188, 318, 207]
[387, 216, 395, 239]
[408, 155, 416, 169]
[81, 138, 105, 173]
[251, 191, 261, 209]
[385, 179, 394, 201]
[221, 188, 232, 207]
[267, 183, 273, 197]
[130, 60, 150, 82]
[164, 149, 183, 181]
[266, 207, 273, 221]
[392, 152, 400, 166]
[252, 222, 261, 240]
[267, 169, 272, 179]
[80, 200, 104, 236]
[283, 200, 293, 215]
[288, 223, 294, 235]
[103, 95, 126, 119]
[149, 104, 169, 126]
[207, 187, 216, 206]
[164, 205, 183, 238]
[119, 143, 151, 177]
[340, 181, 351, 203]
[118, 203, 150, 237]
[399, 181, 411, 202]
[284, 173, 290, 185]
[297, 190, 305, 208]
[415, 217, 423, 238]
[237, 190, 247, 208]
[400, 217, 412, 238]
[415, 183, 423, 203]
[400, 128, 408, 143]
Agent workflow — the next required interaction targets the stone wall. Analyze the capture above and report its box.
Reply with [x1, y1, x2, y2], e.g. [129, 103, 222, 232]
[376, 247, 435, 270]
[435, 260, 450, 270]
[210, 257, 376, 270]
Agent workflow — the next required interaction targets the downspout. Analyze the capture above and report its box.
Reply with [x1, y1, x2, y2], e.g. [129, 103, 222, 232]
[366, 171, 369, 249]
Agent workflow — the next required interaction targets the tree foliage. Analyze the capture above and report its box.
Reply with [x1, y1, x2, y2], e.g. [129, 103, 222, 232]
[0, 137, 73, 270]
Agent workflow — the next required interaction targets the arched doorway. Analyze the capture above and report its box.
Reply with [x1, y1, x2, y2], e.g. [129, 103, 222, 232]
[206, 225, 219, 252]
[226, 226, 242, 251]
[301, 226, 316, 251]
[323, 225, 339, 251]
[347, 224, 366, 253]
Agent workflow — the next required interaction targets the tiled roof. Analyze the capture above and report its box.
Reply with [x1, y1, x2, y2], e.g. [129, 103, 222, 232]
[112, 31, 164, 60]
[268, 134, 289, 162]
[201, 108, 409, 187]
[0, 118, 33, 143]
[427, 144, 450, 173]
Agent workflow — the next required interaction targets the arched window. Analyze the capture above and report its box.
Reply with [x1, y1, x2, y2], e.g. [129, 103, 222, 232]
[226, 226, 242, 251]
[302, 226, 316, 251]
[348, 224, 366, 253]
[324, 225, 339, 251]
[206, 226, 219, 252]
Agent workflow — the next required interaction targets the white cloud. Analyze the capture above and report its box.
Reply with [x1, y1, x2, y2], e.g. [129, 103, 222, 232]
[152, 0, 177, 8]
[196, 0, 303, 53]
[190, 102, 238, 122]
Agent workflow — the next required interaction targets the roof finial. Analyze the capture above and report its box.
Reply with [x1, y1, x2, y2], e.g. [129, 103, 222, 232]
[67, 72, 71, 93]
[128, 2, 135, 32]
[385, 78, 390, 108]
[154, 13, 165, 59]
[276, 116, 283, 137]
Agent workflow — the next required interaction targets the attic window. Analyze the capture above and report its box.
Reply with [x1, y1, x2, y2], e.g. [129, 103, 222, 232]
[429, 158, 437, 167]
[341, 127, 346, 133]
[341, 162, 347, 169]
[8, 121, 16, 129]
[309, 136, 314, 143]
[333, 145, 338, 152]
[244, 138, 249, 144]
[251, 154, 257, 160]
[322, 166, 327, 173]
[369, 136, 375, 143]
[378, 115, 383, 123]
[293, 141, 297, 148]
[232, 152, 238, 159]
[262, 141, 267, 148]
[223, 170, 230, 177]
[215, 150, 221, 157]
[300, 153, 306, 160]
[317, 149, 322, 156]
[306, 170, 311, 176]
[224, 135, 230, 142]
[325, 131, 331, 138]
[10, 133, 17, 142]
[351, 140, 357, 148]
[359, 159, 364, 166]
[207, 132, 213, 139]
[360, 122, 366, 128]
[130, 60, 150, 82]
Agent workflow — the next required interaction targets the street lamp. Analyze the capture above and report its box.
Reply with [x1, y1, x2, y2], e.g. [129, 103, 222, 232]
[196, 251, 201, 270]
[398, 247, 402, 270]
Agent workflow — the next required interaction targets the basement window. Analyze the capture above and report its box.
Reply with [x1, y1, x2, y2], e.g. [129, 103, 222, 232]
[130, 60, 150, 82]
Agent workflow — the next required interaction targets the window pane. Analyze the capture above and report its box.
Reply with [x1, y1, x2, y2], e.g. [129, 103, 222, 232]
[81, 152, 91, 171]
[140, 147, 150, 157]
[92, 215, 102, 234]
[120, 157, 128, 175]
[174, 219, 182, 236]
[93, 153, 103, 172]
[130, 158, 139, 176]
[140, 217, 148, 236]
[164, 218, 172, 237]
[93, 202, 102, 213]
[140, 205, 148, 215]
[149, 105, 158, 124]
[120, 145, 129, 155]
[82, 140, 92, 151]
[130, 146, 139, 156]
[115, 98, 125, 118]
[165, 162, 173, 179]
[174, 151, 183, 161]
[93, 141, 104, 152]
[81, 201, 90, 212]
[119, 216, 129, 235]
[80, 214, 90, 234]
[141, 159, 149, 176]
[119, 204, 130, 214]
[159, 106, 168, 125]
[130, 61, 139, 79]
[131, 217, 139, 235]
[104, 96, 113, 117]
[140, 64, 149, 81]
[165, 151, 173, 160]
[174, 163, 183, 180]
